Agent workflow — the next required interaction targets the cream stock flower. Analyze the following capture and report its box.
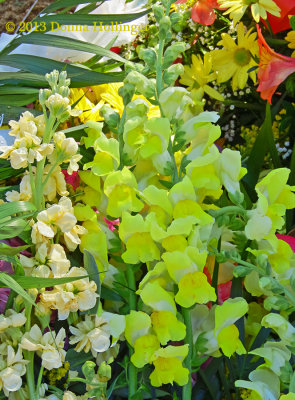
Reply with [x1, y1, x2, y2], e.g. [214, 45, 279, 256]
[43, 165, 69, 201]
[50, 132, 82, 174]
[0, 345, 27, 396]
[21, 325, 66, 370]
[0, 133, 53, 169]
[69, 313, 125, 357]
[19, 243, 70, 278]
[45, 93, 71, 115]
[32, 197, 77, 242]
[63, 224, 87, 251]
[40, 267, 98, 320]
[0, 311, 26, 333]
[9, 111, 45, 138]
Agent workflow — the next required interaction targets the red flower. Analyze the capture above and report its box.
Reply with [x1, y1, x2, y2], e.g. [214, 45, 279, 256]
[203, 266, 232, 304]
[62, 170, 81, 190]
[176, 0, 219, 25]
[110, 46, 122, 54]
[267, 0, 295, 33]
[103, 217, 120, 232]
[257, 25, 295, 103]
[276, 234, 295, 252]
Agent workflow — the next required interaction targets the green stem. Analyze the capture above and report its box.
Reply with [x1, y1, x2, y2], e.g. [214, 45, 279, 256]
[34, 115, 56, 210]
[156, 38, 165, 99]
[28, 163, 36, 203]
[118, 108, 127, 169]
[41, 159, 61, 190]
[17, 389, 26, 400]
[35, 365, 44, 400]
[126, 266, 137, 397]
[181, 307, 193, 400]
[218, 363, 231, 400]
[210, 206, 246, 218]
[24, 304, 36, 400]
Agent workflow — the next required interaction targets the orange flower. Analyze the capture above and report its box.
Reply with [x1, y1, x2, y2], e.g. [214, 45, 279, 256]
[257, 25, 295, 103]
[176, 0, 219, 25]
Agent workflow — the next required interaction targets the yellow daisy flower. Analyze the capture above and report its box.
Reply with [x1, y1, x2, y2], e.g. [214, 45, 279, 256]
[285, 31, 295, 57]
[217, 0, 281, 25]
[212, 23, 259, 91]
[70, 88, 104, 123]
[179, 53, 224, 101]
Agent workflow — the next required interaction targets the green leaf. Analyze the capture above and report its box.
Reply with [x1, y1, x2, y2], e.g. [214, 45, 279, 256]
[101, 286, 123, 302]
[0, 166, 24, 180]
[242, 103, 276, 201]
[0, 94, 38, 106]
[0, 220, 31, 240]
[290, 16, 295, 31]
[83, 249, 101, 314]
[0, 272, 38, 308]
[34, 9, 151, 28]
[290, 371, 295, 392]
[0, 201, 36, 220]
[0, 55, 125, 87]
[12, 32, 127, 64]
[43, 0, 102, 13]
[0, 86, 39, 95]
[65, 348, 92, 368]
[0, 243, 30, 256]
[0, 273, 90, 289]
[0, 72, 47, 87]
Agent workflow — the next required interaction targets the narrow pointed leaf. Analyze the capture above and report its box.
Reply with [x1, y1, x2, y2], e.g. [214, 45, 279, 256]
[10, 32, 127, 63]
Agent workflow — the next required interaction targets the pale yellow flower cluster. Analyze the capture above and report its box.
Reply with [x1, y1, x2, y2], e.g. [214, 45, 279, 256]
[21, 325, 66, 370]
[69, 312, 125, 357]
[31, 197, 87, 251]
[40, 267, 99, 320]
[0, 311, 26, 333]
[19, 243, 70, 278]
[6, 165, 69, 203]
[0, 111, 54, 169]
[49, 132, 82, 175]
[0, 132, 53, 169]
[0, 345, 28, 396]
